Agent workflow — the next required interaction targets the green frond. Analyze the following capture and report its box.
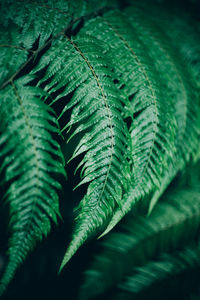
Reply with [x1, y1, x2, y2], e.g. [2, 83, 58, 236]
[0, 0, 114, 89]
[0, 0, 200, 296]
[133, 1, 200, 90]
[0, 76, 66, 295]
[0, 24, 28, 87]
[115, 244, 200, 300]
[0, 0, 71, 88]
[129, 6, 200, 207]
[125, 6, 200, 212]
[32, 32, 132, 270]
[81, 10, 177, 236]
[80, 185, 200, 300]
[1, 0, 71, 48]
[99, 7, 200, 235]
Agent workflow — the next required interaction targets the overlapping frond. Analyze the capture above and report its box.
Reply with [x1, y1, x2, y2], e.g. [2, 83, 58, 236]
[0, 76, 66, 295]
[82, 10, 177, 236]
[0, 0, 114, 89]
[32, 32, 131, 270]
[33, 5, 200, 266]
[99, 8, 200, 235]
[115, 244, 200, 300]
[80, 184, 200, 300]
[125, 6, 200, 211]
[0, 0, 200, 297]
[0, 0, 71, 88]
[131, 1, 200, 89]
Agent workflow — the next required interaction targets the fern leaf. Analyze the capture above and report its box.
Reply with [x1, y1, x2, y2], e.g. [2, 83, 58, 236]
[0, 0, 114, 89]
[80, 185, 200, 300]
[32, 33, 131, 270]
[132, 2, 200, 89]
[115, 245, 200, 300]
[1, 0, 200, 296]
[123, 6, 200, 212]
[165, 18, 200, 90]
[0, 24, 29, 87]
[99, 8, 200, 235]
[126, 6, 200, 212]
[0, 0, 73, 88]
[80, 10, 177, 237]
[0, 0, 72, 47]
[0, 76, 66, 295]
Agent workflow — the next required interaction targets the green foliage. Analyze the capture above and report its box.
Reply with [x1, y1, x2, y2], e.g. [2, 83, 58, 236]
[0, 0, 200, 298]
[0, 76, 66, 295]
[32, 31, 132, 269]
[80, 173, 200, 299]
[114, 244, 200, 300]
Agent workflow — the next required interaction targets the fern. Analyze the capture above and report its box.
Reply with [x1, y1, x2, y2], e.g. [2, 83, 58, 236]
[32, 32, 131, 269]
[0, 0, 71, 88]
[0, 0, 115, 89]
[131, 1, 200, 90]
[0, 0, 200, 297]
[114, 244, 200, 300]
[0, 76, 66, 295]
[100, 6, 200, 235]
[80, 183, 200, 299]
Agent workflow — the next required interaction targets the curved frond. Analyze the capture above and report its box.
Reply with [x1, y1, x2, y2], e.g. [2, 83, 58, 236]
[32, 33, 131, 270]
[0, 76, 66, 295]
[99, 8, 200, 235]
[81, 10, 177, 236]
[114, 244, 200, 300]
[80, 185, 200, 300]
[0, 1, 200, 295]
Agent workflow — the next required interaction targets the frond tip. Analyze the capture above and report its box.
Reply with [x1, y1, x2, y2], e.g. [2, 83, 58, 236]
[34, 33, 132, 271]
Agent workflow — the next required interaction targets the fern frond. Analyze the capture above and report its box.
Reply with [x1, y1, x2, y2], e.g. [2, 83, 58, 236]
[80, 10, 177, 236]
[0, 0, 72, 88]
[1, 2, 200, 294]
[99, 7, 200, 235]
[115, 244, 200, 300]
[165, 18, 200, 90]
[0, 24, 29, 87]
[0, 0, 115, 89]
[124, 6, 200, 212]
[129, 6, 200, 212]
[0, 76, 66, 295]
[132, 2, 200, 90]
[80, 186, 200, 300]
[32, 33, 131, 270]
[0, 0, 71, 48]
